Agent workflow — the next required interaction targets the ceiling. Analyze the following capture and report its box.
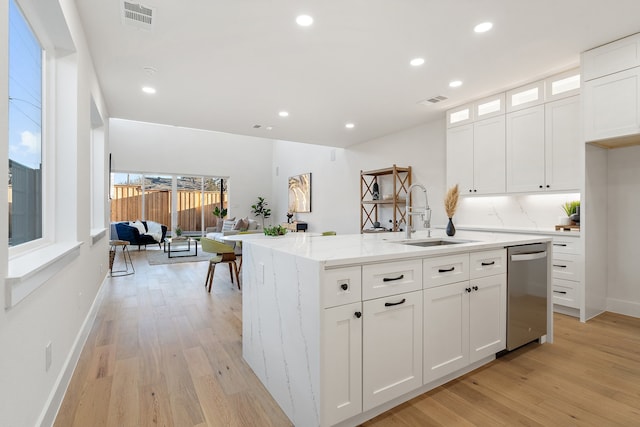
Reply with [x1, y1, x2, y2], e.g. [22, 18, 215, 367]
[75, 0, 640, 148]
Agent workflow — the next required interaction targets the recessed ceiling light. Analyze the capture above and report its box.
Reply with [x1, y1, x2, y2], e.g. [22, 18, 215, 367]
[296, 15, 313, 26]
[345, 123, 355, 129]
[474, 22, 493, 33]
[449, 80, 463, 88]
[410, 57, 425, 67]
[266, 126, 273, 131]
[142, 86, 156, 94]
[279, 111, 289, 117]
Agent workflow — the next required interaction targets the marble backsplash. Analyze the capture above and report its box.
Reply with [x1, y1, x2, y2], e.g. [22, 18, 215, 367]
[452, 193, 581, 231]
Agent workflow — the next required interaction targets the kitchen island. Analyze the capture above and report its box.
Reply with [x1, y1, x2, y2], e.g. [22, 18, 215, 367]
[241, 230, 552, 427]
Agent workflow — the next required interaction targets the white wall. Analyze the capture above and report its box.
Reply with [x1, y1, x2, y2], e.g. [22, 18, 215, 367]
[109, 119, 274, 221]
[0, 0, 111, 426]
[272, 119, 448, 234]
[606, 145, 640, 317]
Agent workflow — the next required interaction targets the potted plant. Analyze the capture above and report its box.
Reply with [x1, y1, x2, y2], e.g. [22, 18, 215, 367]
[174, 225, 183, 238]
[560, 201, 580, 225]
[212, 206, 228, 219]
[263, 225, 287, 236]
[251, 196, 272, 228]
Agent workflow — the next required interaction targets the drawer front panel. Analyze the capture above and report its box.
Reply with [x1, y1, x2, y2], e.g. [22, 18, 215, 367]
[362, 260, 422, 300]
[552, 254, 581, 281]
[553, 278, 580, 309]
[423, 254, 470, 288]
[323, 266, 362, 308]
[469, 249, 507, 279]
[552, 238, 580, 255]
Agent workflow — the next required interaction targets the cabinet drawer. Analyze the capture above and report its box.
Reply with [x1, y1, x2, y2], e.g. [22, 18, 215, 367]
[552, 254, 581, 281]
[553, 279, 580, 309]
[362, 260, 422, 300]
[469, 249, 506, 279]
[423, 254, 469, 288]
[323, 266, 362, 308]
[552, 237, 580, 255]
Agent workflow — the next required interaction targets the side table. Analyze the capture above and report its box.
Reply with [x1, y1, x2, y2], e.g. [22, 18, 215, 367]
[109, 240, 135, 277]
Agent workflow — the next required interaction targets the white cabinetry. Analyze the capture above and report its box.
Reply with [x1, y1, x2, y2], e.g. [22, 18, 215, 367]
[551, 236, 583, 314]
[323, 302, 363, 425]
[583, 33, 640, 146]
[506, 96, 580, 192]
[506, 105, 546, 192]
[362, 290, 423, 411]
[545, 96, 582, 190]
[446, 116, 506, 194]
[584, 67, 640, 144]
[423, 250, 506, 384]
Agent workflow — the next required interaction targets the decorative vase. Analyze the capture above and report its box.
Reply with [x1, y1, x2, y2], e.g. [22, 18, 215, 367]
[372, 182, 379, 200]
[446, 217, 456, 236]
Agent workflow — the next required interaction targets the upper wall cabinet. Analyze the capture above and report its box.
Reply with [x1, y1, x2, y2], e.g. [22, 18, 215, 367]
[582, 33, 640, 81]
[447, 116, 506, 195]
[583, 33, 640, 146]
[506, 96, 581, 193]
[545, 69, 581, 102]
[475, 93, 506, 121]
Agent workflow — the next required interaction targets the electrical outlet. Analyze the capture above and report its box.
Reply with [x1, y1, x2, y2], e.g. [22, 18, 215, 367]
[45, 342, 52, 372]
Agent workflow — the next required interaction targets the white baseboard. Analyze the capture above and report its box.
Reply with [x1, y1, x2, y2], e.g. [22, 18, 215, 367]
[36, 276, 108, 427]
[606, 297, 640, 318]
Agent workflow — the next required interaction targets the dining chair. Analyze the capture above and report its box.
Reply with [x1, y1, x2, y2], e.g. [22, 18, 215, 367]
[200, 237, 240, 292]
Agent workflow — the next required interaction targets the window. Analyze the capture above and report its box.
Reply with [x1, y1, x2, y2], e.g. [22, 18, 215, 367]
[110, 173, 226, 235]
[8, 0, 43, 247]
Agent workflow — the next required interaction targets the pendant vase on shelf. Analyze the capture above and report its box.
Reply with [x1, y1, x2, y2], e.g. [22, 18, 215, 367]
[446, 217, 456, 236]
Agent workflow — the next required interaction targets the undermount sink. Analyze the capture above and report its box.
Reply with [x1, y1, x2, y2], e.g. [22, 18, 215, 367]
[393, 239, 474, 247]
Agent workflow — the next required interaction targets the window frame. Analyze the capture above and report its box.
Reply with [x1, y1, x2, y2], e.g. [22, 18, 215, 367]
[8, 0, 48, 256]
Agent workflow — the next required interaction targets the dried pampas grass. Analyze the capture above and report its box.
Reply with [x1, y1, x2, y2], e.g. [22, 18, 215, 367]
[444, 184, 459, 218]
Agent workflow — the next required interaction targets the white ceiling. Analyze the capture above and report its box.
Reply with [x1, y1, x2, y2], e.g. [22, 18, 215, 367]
[75, 0, 640, 148]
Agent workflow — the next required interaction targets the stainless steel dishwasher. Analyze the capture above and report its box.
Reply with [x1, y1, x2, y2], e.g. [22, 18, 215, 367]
[506, 243, 548, 351]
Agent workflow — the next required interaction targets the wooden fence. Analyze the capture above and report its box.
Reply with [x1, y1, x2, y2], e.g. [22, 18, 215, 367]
[110, 185, 226, 232]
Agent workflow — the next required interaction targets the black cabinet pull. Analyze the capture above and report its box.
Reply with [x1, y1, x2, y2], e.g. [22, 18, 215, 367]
[553, 264, 567, 268]
[546, 185, 550, 188]
[384, 298, 406, 307]
[354, 311, 362, 318]
[469, 189, 473, 193]
[383, 274, 404, 282]
[539, 185, 543, 188]
[340, 283, 349, 291]
[472, 286, 479, 291]
[553, 290, 567, 295]
[438, 267, 455, 273]
[553, 243, 567, 247]
[481, 261, 495, 266]
[465, 287, 471, 293]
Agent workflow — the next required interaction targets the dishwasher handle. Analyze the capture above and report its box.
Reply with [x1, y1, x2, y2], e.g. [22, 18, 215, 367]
[510, 251, 547, 262]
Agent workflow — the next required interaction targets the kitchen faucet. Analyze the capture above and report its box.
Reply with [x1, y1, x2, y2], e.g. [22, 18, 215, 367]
[405, 183, 431, 238]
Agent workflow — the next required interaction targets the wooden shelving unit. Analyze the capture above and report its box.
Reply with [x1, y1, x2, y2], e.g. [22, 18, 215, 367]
[360, 165, 412, 233]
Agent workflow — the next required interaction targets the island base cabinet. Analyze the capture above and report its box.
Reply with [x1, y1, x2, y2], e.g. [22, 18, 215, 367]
[362, 290, 423, 411]
[423, 274, 506, 384]
[469, 274, 507, 363]
[423, 281, 470, 384]
[322, 302, 363, 426]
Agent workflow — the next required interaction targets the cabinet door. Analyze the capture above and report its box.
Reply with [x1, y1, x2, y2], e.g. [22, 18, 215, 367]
[423, 281, 470, 383]
[474, 116, 506, 194]
[506, 105, 545, 192]
[446, 124, 474, 194]
[545, 96, 581, 191]
[469, 274, 506, 363]
[323, 302, 363, 425]
[362, 291, 422, 411]
[584, 67, 640, 142]
[582, 33, 640, 81]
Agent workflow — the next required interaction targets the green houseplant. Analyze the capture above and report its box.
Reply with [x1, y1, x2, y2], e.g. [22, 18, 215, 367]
[251, 196, 272, 228]
[263, 225, 287, 236]
[212, 206, 228, 219]
[562, 200, 580, 217]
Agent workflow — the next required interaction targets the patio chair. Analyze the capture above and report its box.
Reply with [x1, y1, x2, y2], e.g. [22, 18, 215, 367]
[200, 237, 240, 292]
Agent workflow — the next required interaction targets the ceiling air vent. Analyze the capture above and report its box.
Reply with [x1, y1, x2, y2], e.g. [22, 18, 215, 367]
[121, 1, 155, 30]
[418, 95, 448, 106]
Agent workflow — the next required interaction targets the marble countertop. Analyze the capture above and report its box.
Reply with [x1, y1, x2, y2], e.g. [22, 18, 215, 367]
[241, 229, 552, 268]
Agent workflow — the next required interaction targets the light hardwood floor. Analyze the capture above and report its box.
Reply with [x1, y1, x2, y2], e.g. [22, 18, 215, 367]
[54, 248, 640, 426]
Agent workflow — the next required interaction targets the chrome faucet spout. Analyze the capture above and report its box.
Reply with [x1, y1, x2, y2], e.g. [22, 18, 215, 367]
[406, 184, 431, 238]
